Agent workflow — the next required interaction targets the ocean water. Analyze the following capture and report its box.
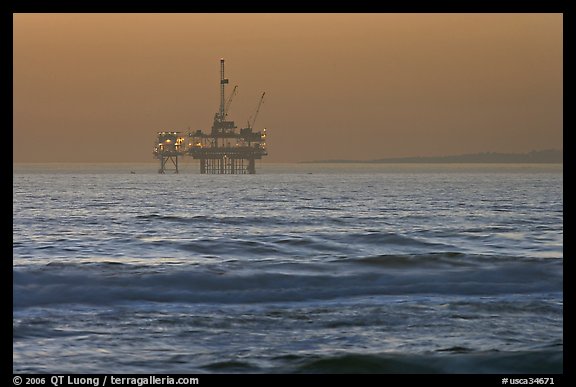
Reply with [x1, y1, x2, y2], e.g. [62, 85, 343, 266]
[13, 163, 563, 374]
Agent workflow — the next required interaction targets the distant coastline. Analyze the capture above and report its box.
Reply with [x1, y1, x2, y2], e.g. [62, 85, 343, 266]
[303, 149, 562, 164]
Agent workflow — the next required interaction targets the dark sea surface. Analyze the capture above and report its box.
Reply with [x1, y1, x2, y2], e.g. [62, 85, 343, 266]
[13, 163, 563, 374]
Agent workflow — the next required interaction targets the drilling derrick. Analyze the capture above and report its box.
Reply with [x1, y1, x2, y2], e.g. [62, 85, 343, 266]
[154, 59, 268, 174]
[211, 59, 235, 139]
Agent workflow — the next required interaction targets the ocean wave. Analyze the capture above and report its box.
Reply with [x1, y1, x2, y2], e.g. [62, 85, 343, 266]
[13, 256, 562, 308]
[134, 213, 352, 228]
[282, 350, 563, 374]
[343, 231, 445, 247]
[340, 253, 561, 268]
[133, 231, 457, 257]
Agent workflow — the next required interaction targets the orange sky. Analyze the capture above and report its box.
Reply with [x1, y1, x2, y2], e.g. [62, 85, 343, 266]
[13, 13, 563, 163]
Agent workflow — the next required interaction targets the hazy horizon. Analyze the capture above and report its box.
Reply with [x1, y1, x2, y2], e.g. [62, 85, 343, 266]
[11, 148, 564, 165]
[13, 13, 563, 163]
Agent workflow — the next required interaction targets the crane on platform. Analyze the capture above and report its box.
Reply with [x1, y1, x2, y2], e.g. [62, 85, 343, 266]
[224, 85, 238, 118]
[247, 92, 266, 129]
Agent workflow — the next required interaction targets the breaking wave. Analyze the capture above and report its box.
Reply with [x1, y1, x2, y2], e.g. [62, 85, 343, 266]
[14, 254, 562, 308]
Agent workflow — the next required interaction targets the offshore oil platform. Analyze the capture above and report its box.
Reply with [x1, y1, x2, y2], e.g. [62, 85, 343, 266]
[153, 59, 268, 174]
